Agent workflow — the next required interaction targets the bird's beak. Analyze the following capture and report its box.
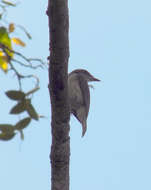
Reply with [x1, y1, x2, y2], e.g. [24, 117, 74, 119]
[92, 77, 100, 82]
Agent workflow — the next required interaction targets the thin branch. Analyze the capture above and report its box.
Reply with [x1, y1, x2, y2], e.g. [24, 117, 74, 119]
[0, 43, 46, 66]
[16, 24, 32, 39]
[12, 58, 44, 69]
[0, 42, 41, 91]
[27, 58, 46, 66]
[9, 61, 22, 89]
[9, 62, 40, 89]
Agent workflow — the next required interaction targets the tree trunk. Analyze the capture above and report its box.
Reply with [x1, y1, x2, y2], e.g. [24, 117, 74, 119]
[47, 0, 70, 190]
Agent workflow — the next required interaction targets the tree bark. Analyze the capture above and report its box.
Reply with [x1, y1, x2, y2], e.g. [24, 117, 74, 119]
[47, 0, 70, 190]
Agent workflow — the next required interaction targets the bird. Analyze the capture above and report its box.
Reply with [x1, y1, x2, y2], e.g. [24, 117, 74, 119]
[68, 69, 100, 137]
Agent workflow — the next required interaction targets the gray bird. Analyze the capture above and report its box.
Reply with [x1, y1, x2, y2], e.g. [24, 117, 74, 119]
[68, 69, 100, 137]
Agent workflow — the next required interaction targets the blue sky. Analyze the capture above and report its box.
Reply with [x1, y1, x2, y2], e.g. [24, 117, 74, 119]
[1, 0, 151, 189]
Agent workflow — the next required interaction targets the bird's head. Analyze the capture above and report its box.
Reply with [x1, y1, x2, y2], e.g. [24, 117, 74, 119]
[69, 69, 100, 82]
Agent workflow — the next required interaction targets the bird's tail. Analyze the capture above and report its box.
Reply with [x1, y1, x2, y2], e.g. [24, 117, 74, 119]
[82, 120, 87, 137]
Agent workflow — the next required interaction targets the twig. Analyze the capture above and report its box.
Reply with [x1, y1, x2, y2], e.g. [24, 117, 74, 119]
[0, 43, 46, 66]
[12, 58, 44, 69]
[0, 43, 41, 89]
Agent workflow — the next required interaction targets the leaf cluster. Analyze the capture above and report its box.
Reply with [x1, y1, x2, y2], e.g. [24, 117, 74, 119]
[0, 89, 40, 141]
[0, 16, 29, 72]
[0, 1, 45, 141]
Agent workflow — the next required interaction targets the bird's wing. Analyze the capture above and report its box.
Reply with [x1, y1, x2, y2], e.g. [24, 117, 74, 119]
[78, 74, 90, 118]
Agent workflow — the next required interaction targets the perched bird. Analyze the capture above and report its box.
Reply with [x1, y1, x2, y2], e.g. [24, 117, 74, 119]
[68, 69, 100, 137]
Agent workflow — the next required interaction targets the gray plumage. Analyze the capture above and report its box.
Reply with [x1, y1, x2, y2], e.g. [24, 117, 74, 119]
[68, 69, 100, 137]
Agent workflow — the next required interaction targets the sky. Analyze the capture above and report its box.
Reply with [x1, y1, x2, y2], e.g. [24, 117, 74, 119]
[1, 0, 151, 189]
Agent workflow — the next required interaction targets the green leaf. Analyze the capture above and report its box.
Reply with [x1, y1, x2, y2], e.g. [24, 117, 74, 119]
[0, 27, 13, 58]
[2, 0, 16, 7]
[0, 132, 15, 141]
[6, 90, 25, 101]
[0, 124, 15, 141]
[0, 124, 14, 133]
[10, 100, 28, 114]
[15, 117, 31, 130]
[26, 103, 39, 120]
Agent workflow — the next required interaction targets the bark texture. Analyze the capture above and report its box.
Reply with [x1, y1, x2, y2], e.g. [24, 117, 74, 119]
[47, 0, 70, 190]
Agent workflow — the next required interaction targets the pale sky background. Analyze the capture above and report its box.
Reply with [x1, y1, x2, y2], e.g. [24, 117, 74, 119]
[1, 0, 151, 189]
